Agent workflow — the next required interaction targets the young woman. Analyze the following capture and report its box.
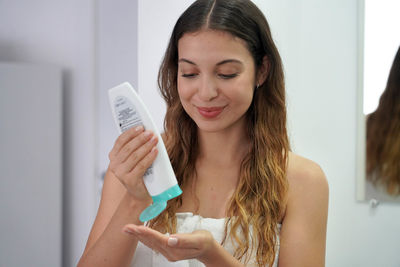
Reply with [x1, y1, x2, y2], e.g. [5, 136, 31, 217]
[78, 0, 329, 266]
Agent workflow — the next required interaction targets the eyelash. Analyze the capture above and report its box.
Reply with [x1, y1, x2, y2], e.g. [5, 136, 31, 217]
[181, 73, 238, 79]
[181, 73, 198, 78]
[219, 73, 238, 79]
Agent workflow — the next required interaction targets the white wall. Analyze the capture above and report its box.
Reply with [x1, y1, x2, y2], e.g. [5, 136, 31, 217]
[97, 0, 139, 204]
[0, 63, 62, 267]
[0, 1, 97, 266]
[138, 0, 195, 130]
[138, 0, 400, 266]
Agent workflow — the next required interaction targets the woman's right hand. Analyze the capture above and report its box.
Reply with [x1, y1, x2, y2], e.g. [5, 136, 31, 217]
[108, 125, 158, 203]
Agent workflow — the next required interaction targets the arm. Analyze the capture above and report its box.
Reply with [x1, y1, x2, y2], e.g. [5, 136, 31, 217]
[77, 171, 149, 267]
[278, 154, 329, 267]
[78, 126, 158, 267]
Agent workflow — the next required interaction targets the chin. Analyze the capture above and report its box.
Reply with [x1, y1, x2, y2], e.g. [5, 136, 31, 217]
[194, 118, 243, 134]
[192, 119, 226, 133]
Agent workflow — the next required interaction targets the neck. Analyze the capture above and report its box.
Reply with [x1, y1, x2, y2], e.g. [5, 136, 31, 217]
[197, 121, 250, 167]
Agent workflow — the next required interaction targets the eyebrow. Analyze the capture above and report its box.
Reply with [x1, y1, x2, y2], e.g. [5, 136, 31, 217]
[178, 58, 243, 66]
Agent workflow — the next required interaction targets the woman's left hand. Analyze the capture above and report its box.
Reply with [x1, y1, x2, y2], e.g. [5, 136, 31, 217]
[122, 224, 216, 263]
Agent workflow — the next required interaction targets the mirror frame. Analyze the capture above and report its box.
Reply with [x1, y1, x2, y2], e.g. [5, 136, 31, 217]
[356, 0, 400, 202]
[356, 0, 366, 202]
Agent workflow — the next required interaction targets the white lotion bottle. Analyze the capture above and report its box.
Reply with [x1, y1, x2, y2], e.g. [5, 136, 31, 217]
[108, 82, 182, 222]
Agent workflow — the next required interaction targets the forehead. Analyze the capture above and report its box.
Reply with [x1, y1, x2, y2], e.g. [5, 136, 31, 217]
[177, 30, 253, 64]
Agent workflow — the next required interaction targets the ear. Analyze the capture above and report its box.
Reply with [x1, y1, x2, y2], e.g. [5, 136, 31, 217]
[256, 56, 270, 86]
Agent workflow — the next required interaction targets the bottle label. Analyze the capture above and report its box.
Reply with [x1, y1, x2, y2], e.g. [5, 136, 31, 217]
[114, 95, 154, 178]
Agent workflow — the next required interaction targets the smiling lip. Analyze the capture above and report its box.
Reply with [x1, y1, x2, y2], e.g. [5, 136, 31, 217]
[197, 106, 225, 118]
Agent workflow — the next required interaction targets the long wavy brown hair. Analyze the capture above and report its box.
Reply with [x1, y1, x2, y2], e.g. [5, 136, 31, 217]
[366, 46, 400, 196]
[148, 0, 290, 266]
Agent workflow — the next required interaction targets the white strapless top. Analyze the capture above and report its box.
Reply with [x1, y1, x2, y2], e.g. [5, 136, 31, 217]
[131, 212, 280, 267]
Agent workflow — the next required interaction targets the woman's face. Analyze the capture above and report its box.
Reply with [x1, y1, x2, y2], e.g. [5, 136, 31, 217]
[177, 29, 257, 134]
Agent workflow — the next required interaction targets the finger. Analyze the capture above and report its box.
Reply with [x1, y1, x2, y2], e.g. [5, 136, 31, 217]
[116, 130, 153, 163]
[130, 226, 202, 250]
[128, 143, 158, 177]
[112, 134, 158, 178]
[133, 226, 201, 254]
[124, 134, 158, 165]
[123, 225, 200, 261]
[123, 225, 170, 254]
[124, 224, 167, 241]
[109, 126, 144, 159]
[167, 231, 208, 249]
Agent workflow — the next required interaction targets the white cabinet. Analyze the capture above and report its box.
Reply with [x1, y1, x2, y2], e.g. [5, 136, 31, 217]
[0, 62, 62, 267]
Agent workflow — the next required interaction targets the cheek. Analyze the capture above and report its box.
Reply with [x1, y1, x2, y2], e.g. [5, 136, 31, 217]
[177, 79, 189, 101]
[231, 80, 254, 107]
[238, 92, 254, 114]
[177, 80, 194, 113]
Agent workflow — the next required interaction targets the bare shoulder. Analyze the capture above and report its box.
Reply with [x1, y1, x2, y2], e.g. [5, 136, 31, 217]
[287, 152, 329, 197]
[278, 152, 329, 266]
[282, 152, 329, 221]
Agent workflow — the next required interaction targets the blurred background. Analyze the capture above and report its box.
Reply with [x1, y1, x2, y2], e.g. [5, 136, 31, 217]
[0, 0, 399, 266]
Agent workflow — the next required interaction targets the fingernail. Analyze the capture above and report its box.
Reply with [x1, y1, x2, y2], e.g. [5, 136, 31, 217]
[168, 237, 178, 246]
[123, 228, 135, 235]
[143, 131, 152, 138]
[123, 225, 141, 235]
[135, 125, 144, 132]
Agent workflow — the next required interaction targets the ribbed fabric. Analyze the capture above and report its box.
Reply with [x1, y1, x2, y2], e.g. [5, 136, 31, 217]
[131, 212, 280, 267]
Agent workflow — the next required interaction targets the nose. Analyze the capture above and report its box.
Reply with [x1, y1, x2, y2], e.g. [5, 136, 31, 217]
[197, 75, 218, 101]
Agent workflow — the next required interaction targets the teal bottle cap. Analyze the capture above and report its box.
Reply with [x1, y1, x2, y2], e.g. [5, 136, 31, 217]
[139, 201, 167, 222]
[139, 184, 182, 222]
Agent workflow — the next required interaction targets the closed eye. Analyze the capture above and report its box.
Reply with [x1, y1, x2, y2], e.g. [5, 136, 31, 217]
[181, 73, 198, 78]
[218, 73, 238, 79]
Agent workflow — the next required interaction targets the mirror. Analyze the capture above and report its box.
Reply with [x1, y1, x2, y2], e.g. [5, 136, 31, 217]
[357, 0, 400, 203]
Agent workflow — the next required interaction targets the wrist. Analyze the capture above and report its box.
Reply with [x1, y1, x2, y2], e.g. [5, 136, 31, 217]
[197, 239, 219, 266]
[125, 191, 152, 207]
[123, 192, 152, 221]
[197, 239, 245, 267]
